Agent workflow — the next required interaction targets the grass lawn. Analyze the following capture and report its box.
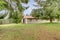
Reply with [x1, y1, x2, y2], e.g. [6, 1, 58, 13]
[0, 23, 60, 40]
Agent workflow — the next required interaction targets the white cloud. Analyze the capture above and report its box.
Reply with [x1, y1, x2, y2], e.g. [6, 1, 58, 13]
[23, 8, 32, 15]
[21, 3, 29, 8]
[22, 0, 41, 15]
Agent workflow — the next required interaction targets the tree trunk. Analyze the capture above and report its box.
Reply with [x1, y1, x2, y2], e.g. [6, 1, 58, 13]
[50, 17, 53, 23]
[57, 15, 60, 21]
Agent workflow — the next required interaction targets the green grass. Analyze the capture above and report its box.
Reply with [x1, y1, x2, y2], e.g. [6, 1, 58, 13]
[0, 23, 60, 40]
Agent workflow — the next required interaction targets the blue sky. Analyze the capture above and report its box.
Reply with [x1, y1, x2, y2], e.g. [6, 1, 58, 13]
[0, 0, 46, 19]
[22, 0, 41, 15]
[0, 0, 44, 16]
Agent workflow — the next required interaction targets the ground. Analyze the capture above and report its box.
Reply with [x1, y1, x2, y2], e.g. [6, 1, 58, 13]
[0, 23, 60, 40]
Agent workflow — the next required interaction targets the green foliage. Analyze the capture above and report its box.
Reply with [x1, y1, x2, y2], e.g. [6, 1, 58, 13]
[0, 0, 7, 10]
[14, 0, 24, 11]
[34, 0, 60, 23]
[12, 12, 22, 23]
[4, 0, 28, 23]
[21, 0, 28, 3]
[31, 9, 43, 19]
[0, 0, 8, 19]
[43, 0, 60, 23]
[0, 0, 29, 23]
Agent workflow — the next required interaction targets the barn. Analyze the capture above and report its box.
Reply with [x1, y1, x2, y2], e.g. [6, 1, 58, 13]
[22, 16, 36, 24]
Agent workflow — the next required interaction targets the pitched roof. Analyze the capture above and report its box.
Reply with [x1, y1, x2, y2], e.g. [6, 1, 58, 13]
[23, 16, 35, 19]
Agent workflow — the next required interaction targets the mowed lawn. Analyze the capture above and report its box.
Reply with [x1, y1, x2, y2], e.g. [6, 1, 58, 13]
[0, 23, 60, 40]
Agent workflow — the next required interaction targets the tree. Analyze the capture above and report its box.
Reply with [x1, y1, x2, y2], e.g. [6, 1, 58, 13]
[5, 0, 28, 23]
[43, 0, 60, 23]
[0, 0, 8, 19]
[31, 9, 43, 19]
[12, 0, 28, 23]
[21, 0, 28, 3]
[0, 0, 28, 23]
[0, 0, 7, 10]
[35, 0, 60, 23]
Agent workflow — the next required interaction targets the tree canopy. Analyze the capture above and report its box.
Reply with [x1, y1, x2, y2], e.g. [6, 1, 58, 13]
[31, 0, 60, 23]
[0, 0, 7, 10]
[0, 0, 28, 23]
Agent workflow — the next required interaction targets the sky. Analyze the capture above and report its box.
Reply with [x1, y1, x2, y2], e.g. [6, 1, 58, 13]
[0, 0, 46, 19]
[0, 0, 45, 16]
[22, 0, 41, 15]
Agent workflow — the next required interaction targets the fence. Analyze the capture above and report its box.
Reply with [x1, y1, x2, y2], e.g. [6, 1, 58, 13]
[0, 19, 14, 24]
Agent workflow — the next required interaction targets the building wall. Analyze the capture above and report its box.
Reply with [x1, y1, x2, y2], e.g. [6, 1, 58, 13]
[22, 18, 58, 24]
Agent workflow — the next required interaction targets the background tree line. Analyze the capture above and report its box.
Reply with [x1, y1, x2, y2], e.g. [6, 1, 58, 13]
[31, 0, 60, 23]
[0, 0, 60, 23]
